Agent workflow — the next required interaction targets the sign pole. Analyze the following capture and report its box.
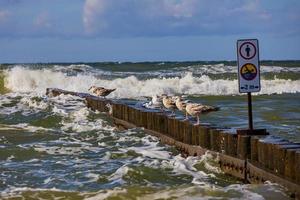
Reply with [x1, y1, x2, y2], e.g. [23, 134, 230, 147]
[247, 92, 253, 130]
[236, 39, 267, 135]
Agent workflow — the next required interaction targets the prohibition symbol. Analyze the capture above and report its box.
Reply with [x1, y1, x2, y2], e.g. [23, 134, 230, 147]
[239, 42, 256, 60]
[240, 63, 257, 81]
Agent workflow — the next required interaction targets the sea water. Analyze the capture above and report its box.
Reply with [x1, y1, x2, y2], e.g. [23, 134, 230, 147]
[0, 61, 299, 199]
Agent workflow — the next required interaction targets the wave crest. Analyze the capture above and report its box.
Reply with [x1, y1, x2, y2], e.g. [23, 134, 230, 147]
[4, 66, 300, 97]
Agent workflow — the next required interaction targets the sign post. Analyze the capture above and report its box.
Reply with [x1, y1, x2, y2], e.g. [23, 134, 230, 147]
[237, 39, 260, 94]
[237, 39, 266, 135]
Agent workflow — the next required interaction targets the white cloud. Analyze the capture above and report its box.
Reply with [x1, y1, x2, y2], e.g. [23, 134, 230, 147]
[83, 0, 108, 34]
[82, 0, 200, 35]
[34, 12, 52, 28]
[0, 10, 10, 24]
[161, 0, 199, 18]
[82, 0, 298, 38]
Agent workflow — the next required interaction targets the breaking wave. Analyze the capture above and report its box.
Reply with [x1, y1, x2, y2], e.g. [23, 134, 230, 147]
[3, 66, 300, 97]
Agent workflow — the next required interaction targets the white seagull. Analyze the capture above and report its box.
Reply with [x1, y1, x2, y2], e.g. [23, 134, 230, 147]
[143, 95, 163, 109]
[89, 86, 116, 98]
[186, 103, 218, 125]
[174, 96, 190, 120]
[161, 94, 177, 116]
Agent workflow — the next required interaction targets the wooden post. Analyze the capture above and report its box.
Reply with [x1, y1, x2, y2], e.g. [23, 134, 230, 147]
[191, 125, 200, 146]
[257, 139, 263, 166]
[199, 126, 210, 149]
[183, 121, 192, 144]
[296, 151, 300, 184]
[147, 112, 153, 130]
[209, 129, 220, 151]
[162, 114, 169, 135]
[273, 144, 300, 176]
[173, 118, 179, 140]
[178, 120, 185, 142]
[250, 136, 260, 162]
[154, 113, 161, 132]
[112, 103, 118, 118]
[237, 135, 250, 160]
[166, 116, 173, 137]
[285, 148, 300, 181]
[91, 98, 98, 111]
[85, 97, 92, 109]
[226, 133, 237, 156]
[123, 105, 129, 121]
[219, 131, 228, 154]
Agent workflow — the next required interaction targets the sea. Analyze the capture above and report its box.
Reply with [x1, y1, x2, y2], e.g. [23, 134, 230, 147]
[0, 61, 299, 199]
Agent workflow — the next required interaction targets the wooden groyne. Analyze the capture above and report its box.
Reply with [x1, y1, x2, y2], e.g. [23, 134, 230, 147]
[46, 88, 300, 198]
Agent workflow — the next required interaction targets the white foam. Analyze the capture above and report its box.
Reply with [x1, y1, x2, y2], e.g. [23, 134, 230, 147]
[4, 66, 300, 97]
[198, 152, 222, 174]
[0, 123, 53, 132]
[108, 164, 129, 182]
[127, 146, 171, 160]
[167, 155, 211, 183]
[19, 96, 49, 110]
[43, 177, 54, 185]
[33, 143, 103, 155]
[61, 107, 114, 133]
[118, 135, 171, 160]
[84, 188, 128, 200]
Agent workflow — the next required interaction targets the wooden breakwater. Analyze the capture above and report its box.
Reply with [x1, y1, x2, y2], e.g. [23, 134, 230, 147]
[46, 88, 300, 198]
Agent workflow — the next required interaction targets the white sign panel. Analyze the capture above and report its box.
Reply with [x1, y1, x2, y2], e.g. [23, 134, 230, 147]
[237, 39, 261, 93]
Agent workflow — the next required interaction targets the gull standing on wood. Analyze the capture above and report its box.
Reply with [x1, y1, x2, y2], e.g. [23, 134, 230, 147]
[186, 103, 218, 125]
[161, 94, 177, 116]
[89, 86, 116, 98]
[174, 96, 190, 120]
[143, 95, 163, 109]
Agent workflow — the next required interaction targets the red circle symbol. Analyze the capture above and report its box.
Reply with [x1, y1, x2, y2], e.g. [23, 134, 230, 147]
[239, 42, 256, 60]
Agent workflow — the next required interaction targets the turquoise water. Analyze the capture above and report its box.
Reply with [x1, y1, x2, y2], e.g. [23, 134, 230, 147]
[0, 61, 299, 199]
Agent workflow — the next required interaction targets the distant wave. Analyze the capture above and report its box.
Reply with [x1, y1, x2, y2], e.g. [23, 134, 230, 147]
[3, 66, 300, 97]
[2, 63, 300, 75]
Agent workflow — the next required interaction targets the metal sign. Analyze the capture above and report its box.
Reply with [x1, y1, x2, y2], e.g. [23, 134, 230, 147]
[237, 39, 260, 93]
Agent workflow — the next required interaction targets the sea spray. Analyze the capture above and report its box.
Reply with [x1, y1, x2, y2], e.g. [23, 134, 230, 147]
[4, 66, 300, 97]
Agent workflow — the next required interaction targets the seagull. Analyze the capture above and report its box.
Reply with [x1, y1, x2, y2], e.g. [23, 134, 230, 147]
[174, 96, 190, 120]
[161, 94, 177, 116]
[88, 86, 116, 98]
[186, 103, 219, 125]
[143, 95, 163, 109]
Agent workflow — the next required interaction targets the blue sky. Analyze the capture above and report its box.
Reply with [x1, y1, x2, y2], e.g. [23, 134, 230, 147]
[0, 0, 299, 63]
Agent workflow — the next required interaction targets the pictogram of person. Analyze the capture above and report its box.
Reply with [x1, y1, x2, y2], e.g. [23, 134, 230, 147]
[245, 45, 251, 57]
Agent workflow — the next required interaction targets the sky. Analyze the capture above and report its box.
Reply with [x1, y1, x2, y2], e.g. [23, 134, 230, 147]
[0, 0, 299, 63]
